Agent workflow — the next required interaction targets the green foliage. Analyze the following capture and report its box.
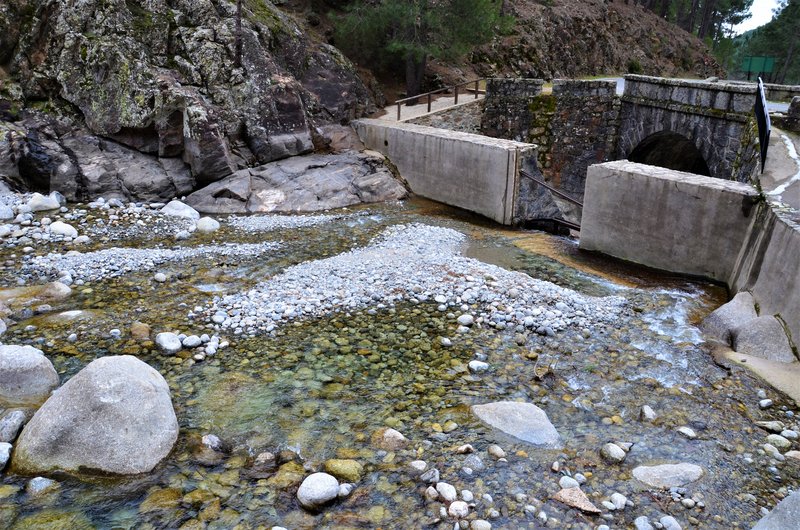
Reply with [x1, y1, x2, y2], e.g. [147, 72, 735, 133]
[333, 0, 512, 81]
[733, 0, 799, 83]
[627, 58, 643, 74]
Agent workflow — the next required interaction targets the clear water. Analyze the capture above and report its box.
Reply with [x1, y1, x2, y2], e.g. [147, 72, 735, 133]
[0, 199, 795, 530]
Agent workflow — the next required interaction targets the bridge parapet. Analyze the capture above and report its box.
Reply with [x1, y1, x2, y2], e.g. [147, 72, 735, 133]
[618, 75, 759, 183]
[623, 74, 756, 118]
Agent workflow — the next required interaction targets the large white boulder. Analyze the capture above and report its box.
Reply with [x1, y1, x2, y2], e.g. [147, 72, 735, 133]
[48, 221, 78, 238]
[13, 355, 178, 475]
[753, 490, 800, 530]
[160, 200, 200, 221]
[700, 291, 757, 344]
[196, 217, 220, 233]
[297, 472, 340, 511]
[27, 192, 63, 212]
[0, 345, 59, 405]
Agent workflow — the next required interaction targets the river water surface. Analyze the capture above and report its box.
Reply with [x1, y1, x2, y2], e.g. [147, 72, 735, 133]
[0, 198, 796, 529]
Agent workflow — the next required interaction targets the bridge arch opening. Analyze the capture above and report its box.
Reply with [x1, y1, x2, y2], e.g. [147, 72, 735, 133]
[628, 131, 711, 177]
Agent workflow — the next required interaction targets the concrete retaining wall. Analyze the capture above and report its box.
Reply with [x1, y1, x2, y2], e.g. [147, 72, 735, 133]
[353, 119, 537, 225]
[731, 207, 800, 342]
[580, 160, 800, 341]
[580, 161, 759, 281]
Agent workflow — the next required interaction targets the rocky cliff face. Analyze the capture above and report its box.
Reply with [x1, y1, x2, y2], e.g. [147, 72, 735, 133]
[0, 0, 377, 201]
[472, 0, 723, 80]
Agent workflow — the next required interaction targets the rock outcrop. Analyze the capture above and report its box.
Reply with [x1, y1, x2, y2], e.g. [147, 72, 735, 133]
[470, 0, 722, 80]
[0, 0, 379, 202]
[186, 152, 408, 213]
[13, 355, 178, 475]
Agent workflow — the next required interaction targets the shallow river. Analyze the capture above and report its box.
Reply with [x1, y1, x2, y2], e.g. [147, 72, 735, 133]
[0, 198, 796, 530]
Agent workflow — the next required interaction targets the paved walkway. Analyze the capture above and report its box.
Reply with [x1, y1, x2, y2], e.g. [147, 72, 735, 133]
[760, 128, 800, 211]
[376, 93, 485, 122]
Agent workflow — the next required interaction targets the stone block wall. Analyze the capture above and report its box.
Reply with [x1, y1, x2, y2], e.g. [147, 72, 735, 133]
[773, 97, 800, 133]
[547, 80, 620, 197]
[480, 79, 544, 142]
[482, 79, 619, 201]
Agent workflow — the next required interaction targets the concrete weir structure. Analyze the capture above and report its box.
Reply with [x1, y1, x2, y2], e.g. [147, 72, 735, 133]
[581, 160, 800, 342]
[354, 119, 539, 225]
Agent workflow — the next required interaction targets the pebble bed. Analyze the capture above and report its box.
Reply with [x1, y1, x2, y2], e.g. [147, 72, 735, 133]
[23, 242, 281, 283]
[204, 223, 627, 336]
[227, 213, 346, 232]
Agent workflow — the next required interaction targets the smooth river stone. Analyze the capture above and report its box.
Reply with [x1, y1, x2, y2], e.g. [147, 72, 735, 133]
[472, 401, 563, 448]
[632, 463, 704, 488]
[753, 490, 800, 530]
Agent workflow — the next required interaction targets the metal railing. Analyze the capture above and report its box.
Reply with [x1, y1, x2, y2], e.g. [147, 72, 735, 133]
[519, 169, 583, 231]
[394, 78, 487, 121]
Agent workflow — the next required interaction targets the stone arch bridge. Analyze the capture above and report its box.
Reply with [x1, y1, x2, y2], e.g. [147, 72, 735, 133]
[618, 75, 759, 183]
[355, 75, 764, 227]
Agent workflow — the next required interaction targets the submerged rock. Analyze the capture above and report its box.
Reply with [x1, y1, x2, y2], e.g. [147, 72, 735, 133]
[13, 355, 178, 475]
[632, 463, 704, 488]
[0, 345, 59, 406]
[185, 152, 407, 214]
[552, 487, 601, 514]
[472, 401, 562, 448]
[323, 459, 364, 482]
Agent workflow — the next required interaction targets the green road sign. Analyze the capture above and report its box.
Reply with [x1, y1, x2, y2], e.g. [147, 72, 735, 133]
[741, 56, 776, 74]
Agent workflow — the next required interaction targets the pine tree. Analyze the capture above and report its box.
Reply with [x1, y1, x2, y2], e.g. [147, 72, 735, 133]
[334, 0, 511, 99]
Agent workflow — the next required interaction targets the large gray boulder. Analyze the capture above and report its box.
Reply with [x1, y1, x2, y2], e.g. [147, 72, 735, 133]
[13, 355, 178, 475]
[753, 490, 800, 530]
[733, 315, 796, 363]
[700, 291, 757, 344]
[0, 345, 59, 406]
[185, 152, 408, 214]
[472, 401, 563, 448]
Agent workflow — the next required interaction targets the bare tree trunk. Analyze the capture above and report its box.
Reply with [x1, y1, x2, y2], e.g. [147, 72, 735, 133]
[659, 0, 670, 18]
[688, 0, 701, 32]
[778, 37, 797, 84]
[234, 0, 243, 68]
[698, 0, 717, 39]
[405, 53, 427, 103]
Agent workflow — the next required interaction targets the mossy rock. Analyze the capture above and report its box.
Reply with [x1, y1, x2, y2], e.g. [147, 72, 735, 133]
[139, 487, 183, 513]
[324, 458, 364, 482]
[10, 509, 95, 530]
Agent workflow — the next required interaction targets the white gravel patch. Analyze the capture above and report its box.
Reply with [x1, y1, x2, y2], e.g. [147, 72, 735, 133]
[226, 213, 345, 232]
[24, 242, 281, 283]
[203, 223, 626, 336]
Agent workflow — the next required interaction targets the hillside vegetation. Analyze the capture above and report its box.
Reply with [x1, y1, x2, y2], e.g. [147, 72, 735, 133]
[280, 0, 725, 95]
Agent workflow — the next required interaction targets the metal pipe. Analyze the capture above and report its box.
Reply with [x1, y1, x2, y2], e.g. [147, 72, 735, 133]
[520, 170, 583, 207]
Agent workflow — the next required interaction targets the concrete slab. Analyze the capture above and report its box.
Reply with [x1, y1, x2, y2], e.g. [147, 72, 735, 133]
[579, 161, 759, 283]
[354, 119, 536, 225]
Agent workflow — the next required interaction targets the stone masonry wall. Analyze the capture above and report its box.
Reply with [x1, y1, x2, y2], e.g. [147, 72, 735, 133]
[480, 79, 545, 141]
[482, 79, 619, 201]
[547, 80, 620, 197]
[406, 99, 484, 134]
